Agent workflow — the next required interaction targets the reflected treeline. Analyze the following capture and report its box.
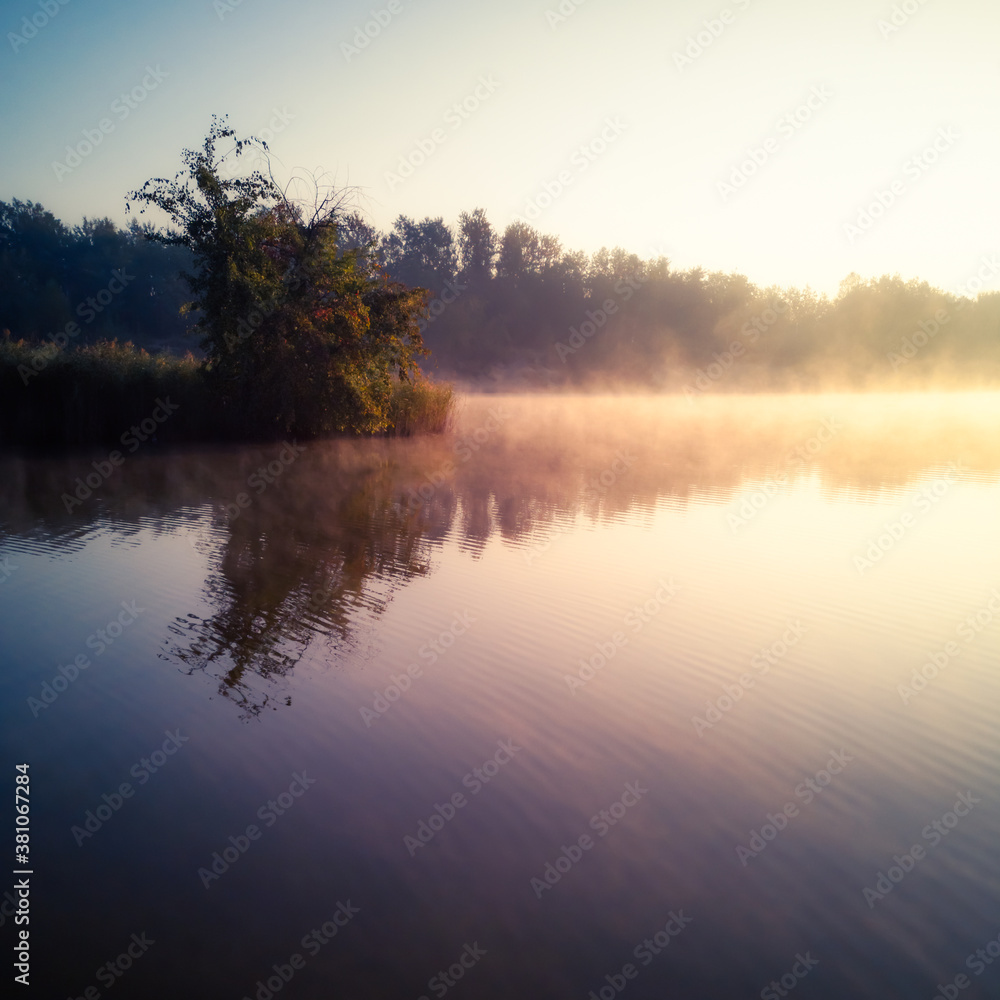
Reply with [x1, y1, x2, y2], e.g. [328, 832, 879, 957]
[2, 394, 999, 716]
[163, 446, 448, 719]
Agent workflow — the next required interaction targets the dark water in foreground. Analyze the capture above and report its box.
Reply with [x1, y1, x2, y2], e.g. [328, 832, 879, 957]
[2, 393, 1000, 1000]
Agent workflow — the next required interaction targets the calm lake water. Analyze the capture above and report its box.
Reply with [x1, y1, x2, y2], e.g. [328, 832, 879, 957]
[3, 393, 1000, 1000]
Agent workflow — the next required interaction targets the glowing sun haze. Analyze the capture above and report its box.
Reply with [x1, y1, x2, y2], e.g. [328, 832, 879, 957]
[1, 0, 997, 296]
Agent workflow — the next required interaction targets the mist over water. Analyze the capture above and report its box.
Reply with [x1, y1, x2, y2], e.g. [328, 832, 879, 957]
[2, 392, 1000, 999]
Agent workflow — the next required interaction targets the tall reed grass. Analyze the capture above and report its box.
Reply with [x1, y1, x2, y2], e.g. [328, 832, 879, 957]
[0, 339, 454, 449]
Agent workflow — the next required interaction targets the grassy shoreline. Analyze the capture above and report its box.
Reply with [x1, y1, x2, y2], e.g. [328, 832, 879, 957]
[0, 339, 453, 450]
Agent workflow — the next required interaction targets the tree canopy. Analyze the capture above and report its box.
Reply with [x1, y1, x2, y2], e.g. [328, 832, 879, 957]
[4, 125, 999, 395]
[125, 116, 429, 436]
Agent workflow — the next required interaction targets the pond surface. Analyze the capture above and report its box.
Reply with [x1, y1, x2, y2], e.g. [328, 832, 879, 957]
[2, 393, 1000, 1000]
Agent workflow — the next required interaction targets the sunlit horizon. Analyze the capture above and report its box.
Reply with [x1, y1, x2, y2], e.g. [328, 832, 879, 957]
[2, 0, 998, 298]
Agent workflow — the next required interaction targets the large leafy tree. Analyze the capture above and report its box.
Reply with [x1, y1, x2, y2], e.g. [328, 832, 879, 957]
[497, 221, 545, 282]
[0, 199, 72, 337]
[126, 116, 428, 436]
[456, 207, 497, 280]
[381, 215, 457, 291]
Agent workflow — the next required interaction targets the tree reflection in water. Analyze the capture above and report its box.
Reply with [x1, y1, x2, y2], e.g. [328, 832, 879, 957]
[2, 392, 998, 718]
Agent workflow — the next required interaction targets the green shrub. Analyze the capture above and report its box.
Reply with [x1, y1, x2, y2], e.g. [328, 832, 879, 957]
[0, 337, 454, 448]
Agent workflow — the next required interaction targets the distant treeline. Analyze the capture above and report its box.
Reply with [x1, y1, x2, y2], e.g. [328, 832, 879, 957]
[0, 199, 192, 354]
[4, 198, 999, 388]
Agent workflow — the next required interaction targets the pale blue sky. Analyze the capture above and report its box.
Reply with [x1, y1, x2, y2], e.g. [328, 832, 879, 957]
[2, 0, 997, 295]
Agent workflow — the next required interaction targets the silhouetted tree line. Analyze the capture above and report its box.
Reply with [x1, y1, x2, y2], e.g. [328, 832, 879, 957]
[4, 198, 1000, 387]
[0, 199, 192, 352]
